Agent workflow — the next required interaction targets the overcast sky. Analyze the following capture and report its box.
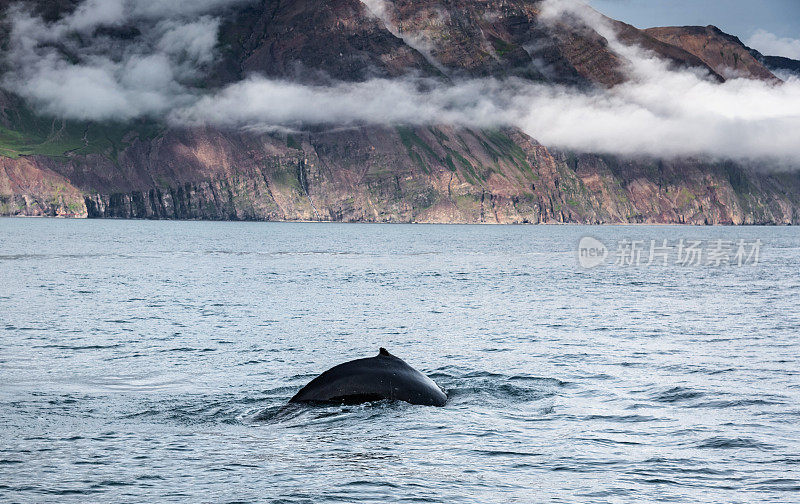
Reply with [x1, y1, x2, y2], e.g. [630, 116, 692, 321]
[590, 0, 800, 57]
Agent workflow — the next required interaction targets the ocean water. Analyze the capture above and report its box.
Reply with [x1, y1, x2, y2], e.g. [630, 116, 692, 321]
[1, 218, 798, 503]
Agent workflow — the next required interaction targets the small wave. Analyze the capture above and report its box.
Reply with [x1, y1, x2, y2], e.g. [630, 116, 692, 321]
[651, 466, 732, 476]
[136, 475, 165, 481]
[0, 253, 54, 260]
[696, 436, 773, 450]
[39, 488, 104, 496]
[443, 372, 563, 405]
[250, 404, 301, 423]
[651, 386, 704, 403]
[88, 480, 133, 489]
[239, 359, 270, 366]
[124, 402, 244, 425]
[582, 414, 657, 423]
[83, 375, 189, 392]
[251, 400, 414, 426]
[36, 344, 122, 351]
[343, 480, 401, 488]
[577, 437, 642, 446]
[159, 347, 217, 353]
[472, 449, 540, 457]
[635, 478, 684, 486]
[750, 479, 800, 492]
[689, 398, 783, 409]
[578, 489, 632, 498]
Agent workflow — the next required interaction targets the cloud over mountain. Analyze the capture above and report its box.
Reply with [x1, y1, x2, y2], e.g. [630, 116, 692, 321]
[1, 0, 251, 120]
[3, 0, 800, 164]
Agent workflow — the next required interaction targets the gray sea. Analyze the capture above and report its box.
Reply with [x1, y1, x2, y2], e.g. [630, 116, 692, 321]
[1, 218, 798, 503]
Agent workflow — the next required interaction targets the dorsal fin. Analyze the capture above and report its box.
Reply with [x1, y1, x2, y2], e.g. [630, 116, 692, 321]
[379, 347, 390, 356]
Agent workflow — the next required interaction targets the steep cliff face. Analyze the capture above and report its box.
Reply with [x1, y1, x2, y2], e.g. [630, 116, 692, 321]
[4, 124, 797, 224]
[213, 0, 437, 84]
[1, 0, 799, 224]
[0, 155, 86, 216]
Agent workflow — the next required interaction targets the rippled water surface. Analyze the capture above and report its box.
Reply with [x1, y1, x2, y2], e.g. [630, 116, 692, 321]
[1, 219, 799, 503]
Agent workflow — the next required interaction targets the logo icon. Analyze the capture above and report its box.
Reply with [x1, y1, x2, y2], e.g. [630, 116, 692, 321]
[578, 236, 608, 268]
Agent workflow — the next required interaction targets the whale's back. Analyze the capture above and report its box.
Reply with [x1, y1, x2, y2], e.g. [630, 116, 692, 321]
[289, 348, 447, 406]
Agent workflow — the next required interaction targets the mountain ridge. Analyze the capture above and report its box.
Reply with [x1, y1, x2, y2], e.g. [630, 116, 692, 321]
[1, 0, 799, 224]
[643, 25, 778, 81]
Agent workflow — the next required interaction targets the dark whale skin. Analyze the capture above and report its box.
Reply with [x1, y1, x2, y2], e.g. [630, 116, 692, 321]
[289, 348, 447, 406]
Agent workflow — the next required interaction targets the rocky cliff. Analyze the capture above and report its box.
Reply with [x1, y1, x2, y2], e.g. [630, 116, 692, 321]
[4, 124, 798, 224]
[1, 0, 799, 224]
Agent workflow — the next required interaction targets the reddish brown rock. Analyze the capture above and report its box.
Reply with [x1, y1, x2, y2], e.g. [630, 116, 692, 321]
[644, 25, 779, 81]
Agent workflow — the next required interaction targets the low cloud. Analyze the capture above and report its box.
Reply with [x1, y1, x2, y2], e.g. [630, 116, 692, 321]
[525, 0, 800, 161]
[1, 0, 247, 120]
[172, 77, 527, 129]
[3, 0, 800, 165]
[181, 0, 800, 163]
[747, 29, 800, 60]
[177, 71, 800, 162]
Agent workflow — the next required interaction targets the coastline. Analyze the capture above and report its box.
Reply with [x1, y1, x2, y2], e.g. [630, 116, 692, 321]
[0, 215, 793, 226]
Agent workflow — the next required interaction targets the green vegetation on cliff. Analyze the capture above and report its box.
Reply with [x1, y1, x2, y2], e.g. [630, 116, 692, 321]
[0, 106, 163, 160]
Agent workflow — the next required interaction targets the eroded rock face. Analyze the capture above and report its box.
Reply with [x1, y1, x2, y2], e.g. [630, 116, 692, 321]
[0, 156, 86, 217]
[5, 125, 797, 225]
[214, 0, 722, 87]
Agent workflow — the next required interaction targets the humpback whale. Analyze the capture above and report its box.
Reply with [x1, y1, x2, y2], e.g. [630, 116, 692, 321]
[289, 348, 447, 406]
